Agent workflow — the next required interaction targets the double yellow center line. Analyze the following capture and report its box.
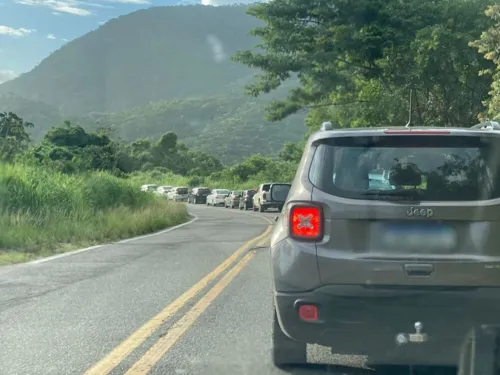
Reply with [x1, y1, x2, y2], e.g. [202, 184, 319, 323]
[84, 225, 272, 375]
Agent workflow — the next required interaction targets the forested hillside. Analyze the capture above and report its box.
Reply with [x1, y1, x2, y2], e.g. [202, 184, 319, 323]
[0, 85, 306, 162]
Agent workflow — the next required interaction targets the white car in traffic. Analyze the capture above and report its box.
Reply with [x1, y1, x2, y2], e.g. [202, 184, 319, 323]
[206, 189, 230, 206]
[156, 186, 173, 198]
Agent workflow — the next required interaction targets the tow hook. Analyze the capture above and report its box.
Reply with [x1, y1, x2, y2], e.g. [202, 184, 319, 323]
[395, 321, 428, 346]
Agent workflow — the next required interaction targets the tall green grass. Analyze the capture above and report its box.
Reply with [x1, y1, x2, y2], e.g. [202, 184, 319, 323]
[0, 163, 189, 265]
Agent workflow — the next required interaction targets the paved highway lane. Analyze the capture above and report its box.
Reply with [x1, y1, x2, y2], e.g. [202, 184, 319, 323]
[0, 204, 456, 375]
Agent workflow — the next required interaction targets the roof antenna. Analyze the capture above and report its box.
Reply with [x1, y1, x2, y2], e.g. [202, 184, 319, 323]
[405, 89, 413, 128]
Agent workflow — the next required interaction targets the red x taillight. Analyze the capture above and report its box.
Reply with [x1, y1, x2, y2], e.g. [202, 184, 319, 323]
[298, 304, 319, 322]
[289, 204, 323, 241]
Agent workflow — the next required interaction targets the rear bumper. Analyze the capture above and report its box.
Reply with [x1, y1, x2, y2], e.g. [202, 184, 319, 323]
[274, 285, 500, 366]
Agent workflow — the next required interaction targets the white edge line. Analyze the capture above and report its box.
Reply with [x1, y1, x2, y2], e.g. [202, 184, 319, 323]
[26, 214, 199, 266]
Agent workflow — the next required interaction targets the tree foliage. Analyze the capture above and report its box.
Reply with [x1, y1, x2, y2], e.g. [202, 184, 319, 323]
[0, 112, 34, 162]
[234, 0, 496, 128]
[16, 121, 223, 177]
[470, 4, 500, 120]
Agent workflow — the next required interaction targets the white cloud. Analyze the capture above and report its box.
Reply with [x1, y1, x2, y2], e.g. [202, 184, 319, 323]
[97, 21, 106, 25]
[0, 69, 18, 84]
[14, 0, 91, 16]
[85, 2, 114, 8]
[15, 0, 149, 15]
[47, 33, 56, 39]
[52, 11, 61, 14]
[0, 25, 35, 37]
[62, 38, 68, 42]
[206, 34, 227, 62]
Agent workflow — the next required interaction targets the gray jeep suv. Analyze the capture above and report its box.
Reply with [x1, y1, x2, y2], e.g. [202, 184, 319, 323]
[270, 121, 500, 369]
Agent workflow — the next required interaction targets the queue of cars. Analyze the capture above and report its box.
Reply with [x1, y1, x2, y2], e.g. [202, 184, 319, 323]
[140, 183, 292, 212]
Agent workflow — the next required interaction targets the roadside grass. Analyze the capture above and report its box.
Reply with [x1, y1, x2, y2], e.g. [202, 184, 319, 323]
[0, 163, 189, 265]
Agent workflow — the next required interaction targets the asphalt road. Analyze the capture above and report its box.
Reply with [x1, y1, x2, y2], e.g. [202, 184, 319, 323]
[0, 204, 456, 375]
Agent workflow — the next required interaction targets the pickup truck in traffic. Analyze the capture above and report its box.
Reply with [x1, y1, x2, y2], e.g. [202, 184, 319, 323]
[252, 183, 291, 212]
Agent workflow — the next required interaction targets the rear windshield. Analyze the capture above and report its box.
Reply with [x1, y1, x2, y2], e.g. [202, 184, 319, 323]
[147, 185, 158, 191]
[308, 135, 500, 201]
[176, 188, 188, 194]
[216, 189, 229, 195]
[245, 190, 255, 196]
[198, 188, 210, 194]
[271, 184, 291, 201]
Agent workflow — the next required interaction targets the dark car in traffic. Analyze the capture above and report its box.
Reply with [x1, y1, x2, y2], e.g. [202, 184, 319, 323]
[188, 187, 211, 204]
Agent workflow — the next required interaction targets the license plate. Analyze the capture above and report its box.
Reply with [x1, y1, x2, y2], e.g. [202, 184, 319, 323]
[381, 223, 457, 251]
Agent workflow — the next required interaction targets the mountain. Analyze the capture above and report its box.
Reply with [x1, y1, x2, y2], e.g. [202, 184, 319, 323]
[0, 4, 307, 162]
[0, 4, 263, 116]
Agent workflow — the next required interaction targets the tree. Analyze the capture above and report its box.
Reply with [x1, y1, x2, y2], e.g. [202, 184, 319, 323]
[234, 0, 496, 127]
[0, 112, 34, 161]
[470, 5, 500, 120]
[0, 112, 33, 142]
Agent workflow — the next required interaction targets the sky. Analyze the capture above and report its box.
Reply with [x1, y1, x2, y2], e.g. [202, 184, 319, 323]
[0, 0, 258, 83]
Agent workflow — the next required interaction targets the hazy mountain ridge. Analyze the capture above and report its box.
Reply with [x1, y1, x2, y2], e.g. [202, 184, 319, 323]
[0, 5, 264, 115]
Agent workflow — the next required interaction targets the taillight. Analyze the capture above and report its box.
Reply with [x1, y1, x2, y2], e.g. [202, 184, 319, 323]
[215, 194, 219, 198]
[289, 204, 323, 241]
[232, 195, 237, 198]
